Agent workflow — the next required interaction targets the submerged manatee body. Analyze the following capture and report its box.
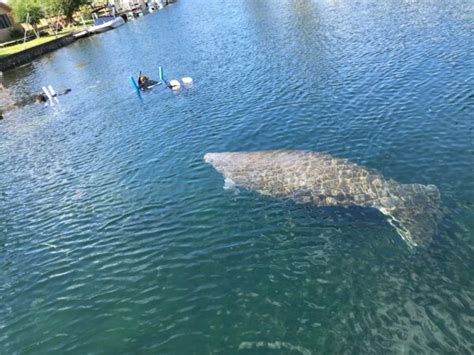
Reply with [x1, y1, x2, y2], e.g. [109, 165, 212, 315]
[204, 150, 441, 247]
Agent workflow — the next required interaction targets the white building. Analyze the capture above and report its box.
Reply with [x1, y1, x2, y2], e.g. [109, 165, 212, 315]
[112, 0, 148, 13]
[0, 2, 23, 43]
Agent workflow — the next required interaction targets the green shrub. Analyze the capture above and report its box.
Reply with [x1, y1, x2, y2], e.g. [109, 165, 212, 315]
[10, 0, 45, 25]
[9, 27, 25, 39]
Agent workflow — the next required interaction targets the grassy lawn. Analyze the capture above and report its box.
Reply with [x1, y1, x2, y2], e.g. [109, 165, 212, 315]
[0, 26, 85, 58]
[0, 36, 60, 58]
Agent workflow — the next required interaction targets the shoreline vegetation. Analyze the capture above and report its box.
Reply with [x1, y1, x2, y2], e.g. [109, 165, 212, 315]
[0, 1, 177, 117]
[0, 26, 81, 58]
[0, 34, 74, 72]
[0, 1, 176, 70]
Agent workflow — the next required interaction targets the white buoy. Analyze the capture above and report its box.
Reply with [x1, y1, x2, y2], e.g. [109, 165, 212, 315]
[48, 85, 57, 97]
[181, 77, 193, 85]
[42, 86, 54, 104]
[169, 79, 181, 90]
[48, 85, 59, 103]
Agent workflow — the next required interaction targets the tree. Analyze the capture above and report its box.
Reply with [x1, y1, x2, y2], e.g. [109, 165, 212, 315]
[10, 0, 45, 37]
[43, 0, 89, 25]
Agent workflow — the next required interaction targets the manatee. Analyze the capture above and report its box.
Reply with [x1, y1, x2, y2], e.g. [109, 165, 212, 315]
[204, 150, 441, 247]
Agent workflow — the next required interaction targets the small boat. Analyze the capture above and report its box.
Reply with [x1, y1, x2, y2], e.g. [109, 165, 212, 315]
[110, 17, 126, 28]
[88, 16, 125, 34]
[73, 30, 90, 39]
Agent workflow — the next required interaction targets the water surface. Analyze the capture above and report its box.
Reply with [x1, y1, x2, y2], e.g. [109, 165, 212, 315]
[1, 0, 473, 353]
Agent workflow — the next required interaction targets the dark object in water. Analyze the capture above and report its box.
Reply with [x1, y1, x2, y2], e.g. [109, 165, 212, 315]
[140, 79, 158, 90]
[58, 88, 71, 96]
[35, 92, 48, 103]
[138, 73, 158, 91]
[204, 150, 442, 248]
[35, 88, 71, 103]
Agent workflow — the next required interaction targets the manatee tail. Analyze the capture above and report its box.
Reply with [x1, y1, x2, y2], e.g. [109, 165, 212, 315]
[377, 183, 441, 247]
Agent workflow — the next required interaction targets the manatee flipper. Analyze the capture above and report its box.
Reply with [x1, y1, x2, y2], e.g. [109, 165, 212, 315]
[376, 183, 441, 247]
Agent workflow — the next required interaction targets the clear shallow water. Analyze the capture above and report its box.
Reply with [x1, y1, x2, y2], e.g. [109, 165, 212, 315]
[1, 0, 473, 353]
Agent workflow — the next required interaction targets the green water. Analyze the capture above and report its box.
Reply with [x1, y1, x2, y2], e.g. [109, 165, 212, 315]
[1, 0, 473, 353]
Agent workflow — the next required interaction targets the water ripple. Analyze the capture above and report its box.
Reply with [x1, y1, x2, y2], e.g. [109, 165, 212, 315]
[1, 0, 473, 353]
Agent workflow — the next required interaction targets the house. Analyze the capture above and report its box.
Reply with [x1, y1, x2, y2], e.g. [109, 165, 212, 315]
[0, 2, 23, 43]
[112, 0, 148, 13]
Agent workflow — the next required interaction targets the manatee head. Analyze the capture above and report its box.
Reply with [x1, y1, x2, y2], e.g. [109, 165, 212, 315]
[204, 152, 262, 178]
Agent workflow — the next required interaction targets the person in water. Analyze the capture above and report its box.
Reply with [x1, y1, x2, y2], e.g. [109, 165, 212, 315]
[35, 92, 48, 103]
[138, 74, 158, 90]
[137, 74, 148, 87]
[35, 88, 72, 103]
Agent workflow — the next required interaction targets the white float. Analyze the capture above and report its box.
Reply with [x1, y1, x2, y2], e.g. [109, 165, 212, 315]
[169, 79, 181, 90]
[42, 86, 54, 104]
[48, 85, 57, 97]
[181, 77, 193, 85]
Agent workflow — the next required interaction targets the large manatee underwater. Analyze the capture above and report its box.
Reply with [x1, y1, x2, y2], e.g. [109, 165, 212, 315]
[204, 150, 441, 247]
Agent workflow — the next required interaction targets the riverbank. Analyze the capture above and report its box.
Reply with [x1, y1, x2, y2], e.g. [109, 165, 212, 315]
[0, 34, 75, 72]
[0, 36, 64, 58]
[1, 0, 472, 353]
[0, 25, 85, 58]
[0, 2, 176, 72]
